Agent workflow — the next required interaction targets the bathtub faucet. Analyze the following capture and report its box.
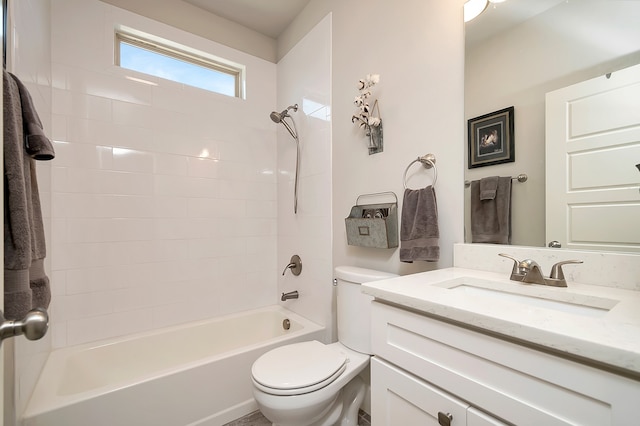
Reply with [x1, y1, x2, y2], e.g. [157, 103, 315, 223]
[281, 291, 299, 301]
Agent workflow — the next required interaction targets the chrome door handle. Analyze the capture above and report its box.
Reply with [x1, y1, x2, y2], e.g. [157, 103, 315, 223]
[0, 308, 49, 346]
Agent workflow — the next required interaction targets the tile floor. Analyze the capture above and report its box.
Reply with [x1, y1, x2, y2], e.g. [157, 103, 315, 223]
[223, 409, 371, 426]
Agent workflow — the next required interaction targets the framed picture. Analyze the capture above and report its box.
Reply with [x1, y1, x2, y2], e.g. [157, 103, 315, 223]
[467, 106, 515, 169]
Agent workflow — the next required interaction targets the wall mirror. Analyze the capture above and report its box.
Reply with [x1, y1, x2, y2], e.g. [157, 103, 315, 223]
[464, 0, 640, 252]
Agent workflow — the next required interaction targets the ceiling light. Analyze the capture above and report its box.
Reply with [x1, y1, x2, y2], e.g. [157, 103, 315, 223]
[464, 0, 488, 23]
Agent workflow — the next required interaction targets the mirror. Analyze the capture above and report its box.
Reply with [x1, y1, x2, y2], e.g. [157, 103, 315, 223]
[464, 0, 640, 251]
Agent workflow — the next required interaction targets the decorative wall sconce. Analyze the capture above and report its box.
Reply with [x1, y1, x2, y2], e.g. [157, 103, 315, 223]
[352, 74, 383, 154]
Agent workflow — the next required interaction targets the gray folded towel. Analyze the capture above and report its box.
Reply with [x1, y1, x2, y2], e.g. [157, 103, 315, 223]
[479, 176, 498, 200]
[400, 186, 439, 262]
[470, 176, 512, 244]
[3, 70, 53, 319]
[9, 72, 55, 160]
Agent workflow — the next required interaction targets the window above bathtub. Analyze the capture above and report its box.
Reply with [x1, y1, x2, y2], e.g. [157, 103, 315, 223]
[115, 29, 245, 98]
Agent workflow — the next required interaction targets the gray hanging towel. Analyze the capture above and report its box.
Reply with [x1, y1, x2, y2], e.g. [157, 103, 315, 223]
[470, 176, 512, 244]
[400, 186, 439, 262]
[3, 70, 54, 320]
[9, 72, 56, 160]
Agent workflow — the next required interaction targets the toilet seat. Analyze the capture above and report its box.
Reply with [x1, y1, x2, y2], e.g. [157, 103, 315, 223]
[252, 340, 347, 396]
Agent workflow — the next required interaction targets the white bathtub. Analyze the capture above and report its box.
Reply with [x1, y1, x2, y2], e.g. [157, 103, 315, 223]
[22, 306, 325, 426]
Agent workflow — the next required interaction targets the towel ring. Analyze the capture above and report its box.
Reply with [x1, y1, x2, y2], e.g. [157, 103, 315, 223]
[403, 154, 437, 189]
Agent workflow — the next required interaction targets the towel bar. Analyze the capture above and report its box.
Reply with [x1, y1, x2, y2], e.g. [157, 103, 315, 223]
[464, 173, 527, 188]
[403, 153, 437, 189]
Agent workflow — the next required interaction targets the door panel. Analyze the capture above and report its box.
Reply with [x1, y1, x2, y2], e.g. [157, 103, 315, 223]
[546, 63, 640, 252]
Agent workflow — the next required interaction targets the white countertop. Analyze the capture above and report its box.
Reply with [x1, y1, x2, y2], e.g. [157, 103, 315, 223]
[362, 267, 640, 379]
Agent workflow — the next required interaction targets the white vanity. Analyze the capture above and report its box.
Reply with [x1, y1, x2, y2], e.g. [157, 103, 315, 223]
[362, 244, 640, 426]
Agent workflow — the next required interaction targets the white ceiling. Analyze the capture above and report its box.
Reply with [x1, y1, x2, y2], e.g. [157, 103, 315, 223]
[465, 0, 566, 47]
[183, 0, 312, 38]
[180, 0, 564, 44]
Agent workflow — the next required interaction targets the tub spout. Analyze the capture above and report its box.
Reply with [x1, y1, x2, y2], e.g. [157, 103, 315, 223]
[281, 291, 299, 301]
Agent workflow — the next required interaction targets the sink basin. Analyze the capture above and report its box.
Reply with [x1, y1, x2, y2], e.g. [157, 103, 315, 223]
[438, 278, 619, 318]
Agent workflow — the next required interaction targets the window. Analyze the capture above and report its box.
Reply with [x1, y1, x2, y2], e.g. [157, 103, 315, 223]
[115, 31, 244, 98]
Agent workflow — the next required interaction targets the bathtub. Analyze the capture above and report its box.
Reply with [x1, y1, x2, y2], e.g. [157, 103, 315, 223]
[22, 306, 325, 426]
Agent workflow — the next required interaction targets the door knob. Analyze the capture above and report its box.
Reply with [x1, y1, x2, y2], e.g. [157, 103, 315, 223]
[0, 308, 49, 346]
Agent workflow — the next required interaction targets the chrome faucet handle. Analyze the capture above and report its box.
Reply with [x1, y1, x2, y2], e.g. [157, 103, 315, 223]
[549, 260, 584, 281]
[498, 253, 525, 281]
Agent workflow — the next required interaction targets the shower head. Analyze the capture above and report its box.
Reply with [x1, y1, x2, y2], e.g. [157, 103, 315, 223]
[270, 104, 298, 124]
[270, 104, 301, 214]
[270, 104, 299, 140]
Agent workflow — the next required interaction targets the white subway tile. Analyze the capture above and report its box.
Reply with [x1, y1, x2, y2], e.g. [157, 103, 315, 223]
[112, 148, 154, 173]
[66, 309, 154, 346]
[52, 142, 113, 169]
[153, 196, 188, 218]
[112, 100, 154, 128]
[187, 157, 220, 179]
[153, 153, 188, 176]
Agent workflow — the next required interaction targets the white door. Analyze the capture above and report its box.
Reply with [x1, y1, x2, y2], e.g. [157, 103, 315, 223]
[546, 63, 640, 252]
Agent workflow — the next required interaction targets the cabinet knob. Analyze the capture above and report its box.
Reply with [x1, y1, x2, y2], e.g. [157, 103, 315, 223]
[438, 411, 453, 426]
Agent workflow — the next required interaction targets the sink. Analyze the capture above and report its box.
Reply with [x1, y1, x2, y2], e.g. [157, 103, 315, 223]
[439, 278, 619, 318]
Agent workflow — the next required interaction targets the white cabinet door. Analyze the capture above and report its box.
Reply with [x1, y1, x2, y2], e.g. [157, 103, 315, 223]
[546, 63, 640, 252]
[371, 357, 470, 426]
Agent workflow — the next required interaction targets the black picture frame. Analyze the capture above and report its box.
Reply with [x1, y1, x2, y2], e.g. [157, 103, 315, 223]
[467, 106, 514, 169]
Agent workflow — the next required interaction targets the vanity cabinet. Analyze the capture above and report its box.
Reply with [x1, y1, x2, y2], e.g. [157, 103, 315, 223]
[370, 301, 640, 426]
[372, 357, 506, 425]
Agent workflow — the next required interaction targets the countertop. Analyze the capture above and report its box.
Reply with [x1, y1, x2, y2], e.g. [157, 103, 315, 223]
[362, 267, 640, 379]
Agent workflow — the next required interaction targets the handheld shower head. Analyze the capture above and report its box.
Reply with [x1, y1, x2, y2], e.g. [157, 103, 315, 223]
[270, 104, 298, 124]
[269, 103, 301, 214]
[270, 104, 299, 140]
[270, 111, 284, 123]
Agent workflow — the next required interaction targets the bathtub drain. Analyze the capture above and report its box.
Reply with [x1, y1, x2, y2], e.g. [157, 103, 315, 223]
[282, 319, 291, 330]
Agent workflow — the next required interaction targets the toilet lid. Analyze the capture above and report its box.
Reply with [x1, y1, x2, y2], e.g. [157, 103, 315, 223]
[252, 340, 347, 392]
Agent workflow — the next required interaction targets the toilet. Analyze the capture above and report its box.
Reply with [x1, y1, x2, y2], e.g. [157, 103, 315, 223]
[251, 266, 398, 426]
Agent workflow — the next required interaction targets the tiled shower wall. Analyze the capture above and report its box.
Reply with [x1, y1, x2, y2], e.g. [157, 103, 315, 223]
[276, 15, 333, 338]
[49, 0, 278, 347]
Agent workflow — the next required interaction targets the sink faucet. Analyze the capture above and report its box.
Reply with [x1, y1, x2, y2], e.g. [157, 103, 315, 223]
[499, 254, 583, 287]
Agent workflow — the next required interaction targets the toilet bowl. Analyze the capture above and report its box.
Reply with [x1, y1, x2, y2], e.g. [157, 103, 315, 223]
[251, 266, 397, 426]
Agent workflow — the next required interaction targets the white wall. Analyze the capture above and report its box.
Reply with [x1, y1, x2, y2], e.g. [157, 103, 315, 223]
[464, 1, 640, 247]
[49, 0, 278, 348]
[276, 15, 333, 336]
[281, 0, 466, 277]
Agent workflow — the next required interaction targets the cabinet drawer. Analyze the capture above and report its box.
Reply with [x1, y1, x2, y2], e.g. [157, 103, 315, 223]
[372, 301, 640, 426]
[371, 357, 470, 426]
[372, 358, 506, 426]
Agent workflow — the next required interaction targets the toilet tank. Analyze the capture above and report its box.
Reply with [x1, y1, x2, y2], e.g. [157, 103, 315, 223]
[334, 266, 398, 354]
